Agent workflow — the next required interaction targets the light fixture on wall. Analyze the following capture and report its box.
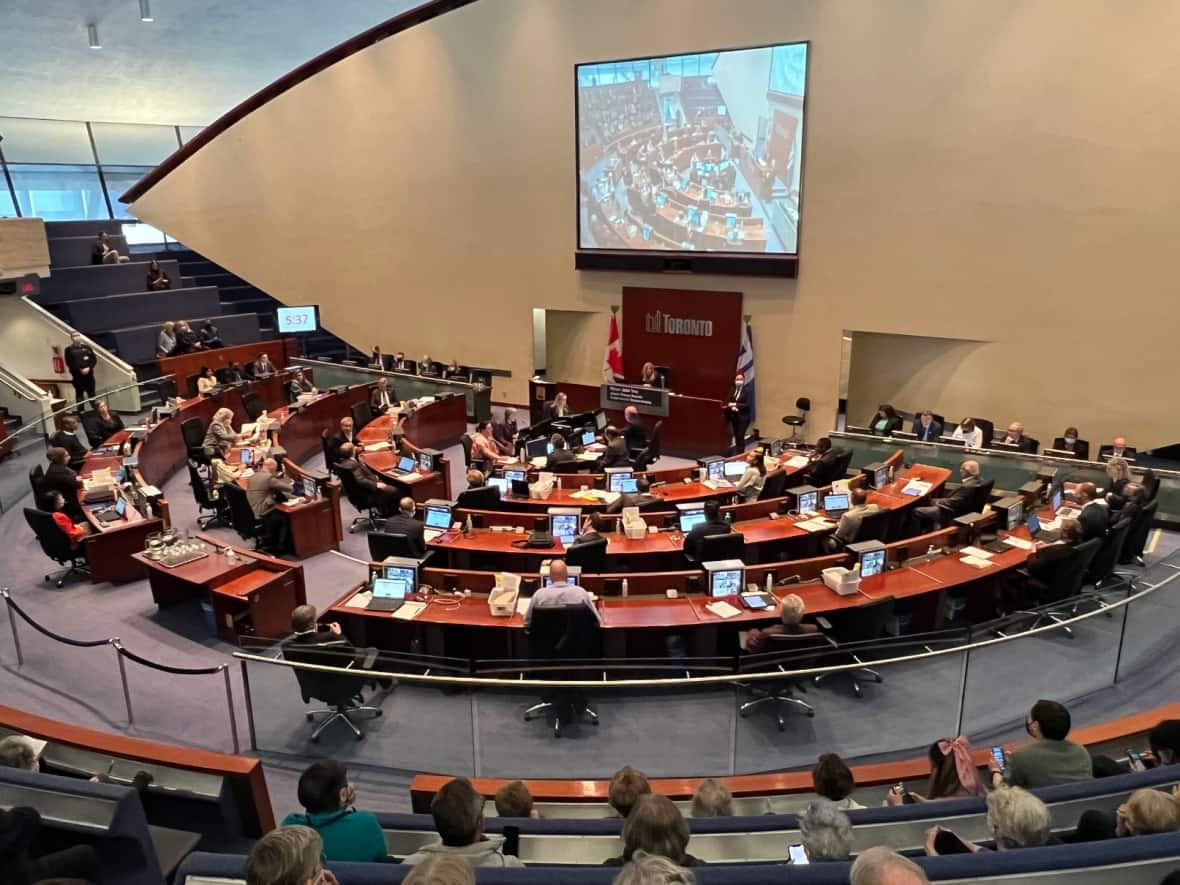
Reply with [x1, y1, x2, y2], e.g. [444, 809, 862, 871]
[87, 23, 101, 49]
[139, 0, 154, 22]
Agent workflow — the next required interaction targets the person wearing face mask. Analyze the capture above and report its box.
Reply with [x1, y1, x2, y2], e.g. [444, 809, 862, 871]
[724, 371, 752, 455]
[913, 459, 983, 530]
[989, 699, 1093, 790]
[1052, 427, 1089, 460]
[281, 760, 387, 862]
[64, 331, 97, 405]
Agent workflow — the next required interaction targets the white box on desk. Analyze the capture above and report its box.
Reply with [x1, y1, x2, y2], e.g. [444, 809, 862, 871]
[822, 567, 861, 596]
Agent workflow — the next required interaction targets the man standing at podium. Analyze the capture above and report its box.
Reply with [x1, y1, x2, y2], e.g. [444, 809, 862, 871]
[724, 370, 752, 455]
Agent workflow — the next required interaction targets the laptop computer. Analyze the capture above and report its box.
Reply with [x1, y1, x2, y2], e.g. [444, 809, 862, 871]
[822, 493, 850, 519]
[391, 455, 417, 475]
[95, 497, 127, 524]
[366, 575, 409, 613]
[423, 502, 453, 542]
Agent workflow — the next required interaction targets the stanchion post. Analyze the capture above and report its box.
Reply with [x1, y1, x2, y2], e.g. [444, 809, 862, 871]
[221, 665, 240, 754]
[3, 590, 23, 667]
[113, 640, 134, 724]
[240, 659, 258, 751]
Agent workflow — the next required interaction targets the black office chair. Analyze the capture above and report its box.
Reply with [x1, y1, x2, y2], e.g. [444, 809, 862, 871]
[846, 509, 891, 545]
[181, 417, 209, 465]
[28, 465, 45, 508]
[351, 401, 373, 432]
[320, 429, 337, 474]
[832, 449, 855, 482]
[758, 469, 788, 502]
[523, 604, 602, 738]
[455, 485, 502, 511]
[1021, 537, 1103, 637]
[79, 410, 102, 446]
[24, 508, 90, 587]
[1024, 436, 1040, 454]
[971, 417, 995, 447]
[222, 483, 263, 549]
[188, 461, 229, 529]
[550, 460, 580, 474]
[184, 372, 202, 398]
[337, 467, 379, 533]
[1139, 470, 1160, 503]
[1120, 496, 1158, 566]
[781, 397, 810, 443]
[813, 595, 896, 697]
[633, 421, 664, 471]
[459, 433, 487, 474]
[971, 479, 996, 513]
[565, 535, 608, 572]
[368, 531, 431, 563]
[1073, 518, 1134, 615]
[241, 391, 265, 422]
[283, 643, 383, 742]
[686, 531, 745, 565]
[738, 632, 835, 730]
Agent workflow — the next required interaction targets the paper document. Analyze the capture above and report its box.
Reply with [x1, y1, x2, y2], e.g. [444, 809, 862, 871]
[705, 600, 742, 619]
[391, 601, 426, 620]
[516, 596, 532, 616]
[796, 517, 837, 533]
[785, 455, 810, 468]
[702, 479, 732, 490]
[960, 546, 993, 559]
[1040, 518, 1061, 531]
[960, 555, 996, 569]
[364, 441, 391, 452]
[902, 480, 933, 497]
[1002, 536, 1035, 550]
[344, 591, 372, 609]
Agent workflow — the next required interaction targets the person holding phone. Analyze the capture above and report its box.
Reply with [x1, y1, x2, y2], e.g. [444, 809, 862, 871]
[886, 737, 985, 805]
[795, 802, 852, 863]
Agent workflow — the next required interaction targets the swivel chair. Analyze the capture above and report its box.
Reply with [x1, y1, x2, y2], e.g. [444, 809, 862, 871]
[781, 397, 810, 443]
[685, 530, 745, 566]
[523, 604, 602, 738]
[337, 468, 379, 533]
[368, 531, 431, 563]
[188, 461, 229, 529]
[283, 643, 383, 742]
[241, 391, 265, 422]
[350, 401, 373, 432]
[181, 417, 210, 466]
[565, 535, 608, 572]
[757, 469, 788, 502]
[1120, 496, 1158, 567]
[222, 483, 263, 549]
[25, 508, 90, 587]
[632, 420, 663, 471]
[738, 632, 835, 730]
[813, 596, 896, 697]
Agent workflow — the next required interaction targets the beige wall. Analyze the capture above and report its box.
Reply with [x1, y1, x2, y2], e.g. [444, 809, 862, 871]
[130, 0, 1180, 451]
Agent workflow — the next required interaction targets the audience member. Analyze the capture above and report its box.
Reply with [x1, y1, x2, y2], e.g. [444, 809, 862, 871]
[951, 417, 984, 448]
[743, 593, 817, 652]
[830, 487, 881, 547]
[381, 497, 427, 557]
[682, 499, 730, 560]
[992, 700, 1092, 789]
[91, 400, 124, 439]
[370, 377, 395, 415]
[1073, 787, 1180, 842]
[64, 330, 97, 405]
[156, 320, 177, 357]
[492, 407, 518, 456]
[337, 443, 399, 515]
[690, 778, 732, 817]
[244, 825, 334, 885]
[403, 855, 476, 885]
[914, 459, 982, 530]
[0, 736, 39, 771]
[611, 854, 696, 885]
[172, 319, 203, 354]
[0, 805, 103, 884]
[196, 365, 218, 395]
[90, 230, 128, 264]
[734, 449, 766, 502]
[811, 753, 864, 810]
[1072, 482, 1108, 541]
[798, 801, 853, 862]
[889, 737, 985, 805]
[146, 258, 171, 290]
[1148, 720, 1180, 767]
[49, 415, 88, 470]
[403, 777, 524, 867]
[1053, 426, 1089, 460]
[523, 560, 601, 627]
[200, 318, 223, 349]
[606, 794, 703, 867]
[913, 410, 944, 442]
[609, 766, 652, 819]
[545, 433, 576, 470]
[246, 457, 294, 553]
[42, 448, 84, 520]
[494, 780, 538, 819]
[281, 760, 386, 862]
[926, 786, 1050, 855]
[850, 847, 929, 884]
[869, 404, 902, 436]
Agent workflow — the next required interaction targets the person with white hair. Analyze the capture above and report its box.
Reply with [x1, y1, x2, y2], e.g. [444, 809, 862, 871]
[202, 407, 242, 457]
[915, 459, 982, 530]
[611, 853, 696, 885]
[744, 593, 818, 652]
[924, 785, 1050, 855]
[245, 825, 335, 885]
[797, 801, 853, 862]
[850, 846, 929, 884]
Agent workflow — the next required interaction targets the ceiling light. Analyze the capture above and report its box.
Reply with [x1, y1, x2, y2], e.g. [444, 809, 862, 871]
[87, 23, 101, 49]
[139, 0, 153, 22]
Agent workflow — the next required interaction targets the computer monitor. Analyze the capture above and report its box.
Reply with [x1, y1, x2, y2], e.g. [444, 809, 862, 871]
[114, 497, 127, 518]
[794, 485, 819, 514]
[417, 450, 436, 472]
[617, 476, 639, 494]
[678, 505, 706, 533]
[859, 547, 886, 578]
[1007, 499, 1024, 531]
[938, 436, 966, 447]
[703, 559, 744, 598]
[594, 411, 608, 431]
[302, 477, 317, 499]
[605, 468, 633, 493]
[240, 449, 252, 466]
[374, 569, 413, 601]
[707, 459, 725, 481]
[397, 455, 416, 473]
[1051, 488, 1063, 512]
[524, 437, 549, 459]
[726, 213, 737, 229]
[723, 459, 746, 480]
[1027, 512, 1041, 536]
[823, 493, 850, 515]
[548, 507, 581, 545]
[542, 564, 582, 587]
[994, 496, 1023, 531]
[424, 503, 453, 531]
[875, 465, 891, 489]
[504, 468, 527, 484]
[486, 476, 509, 495]
[581, 429, 597, 446]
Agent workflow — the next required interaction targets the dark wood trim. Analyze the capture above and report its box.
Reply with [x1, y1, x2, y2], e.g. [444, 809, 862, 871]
[119, 0, 481, 205]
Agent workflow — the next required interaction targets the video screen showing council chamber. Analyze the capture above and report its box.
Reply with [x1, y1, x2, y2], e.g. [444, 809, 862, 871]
[576, 42, 808, 255]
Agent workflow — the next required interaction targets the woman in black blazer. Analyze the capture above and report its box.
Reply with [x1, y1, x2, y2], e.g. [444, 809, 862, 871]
[868, 404, 902, 436]
[1052, 427, 1089, 460]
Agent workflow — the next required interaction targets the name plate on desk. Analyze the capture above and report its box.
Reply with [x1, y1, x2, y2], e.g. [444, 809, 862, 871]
[601, 384, 669, 417]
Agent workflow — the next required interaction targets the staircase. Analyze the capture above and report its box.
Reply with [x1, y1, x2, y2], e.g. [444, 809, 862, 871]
[164, 249, 354, 362]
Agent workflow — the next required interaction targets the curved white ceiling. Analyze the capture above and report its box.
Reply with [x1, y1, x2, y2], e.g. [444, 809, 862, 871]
[0, 0, 422, 126]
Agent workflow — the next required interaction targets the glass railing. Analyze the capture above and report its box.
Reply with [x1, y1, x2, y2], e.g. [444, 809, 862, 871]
[230, 553, 1180, 776]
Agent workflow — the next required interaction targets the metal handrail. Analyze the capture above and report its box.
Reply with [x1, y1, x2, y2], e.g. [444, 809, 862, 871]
[2, 376, 174, 445]
[292, 356, 493, 391]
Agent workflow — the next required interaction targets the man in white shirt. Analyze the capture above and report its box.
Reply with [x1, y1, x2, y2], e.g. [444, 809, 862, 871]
[524, 560, 601, 627]
[951, 418, 984, 448]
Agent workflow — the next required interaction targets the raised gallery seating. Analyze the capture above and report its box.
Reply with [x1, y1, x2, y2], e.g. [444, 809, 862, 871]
[49, 285, 222, 332]
[35, 259, 182, 303]
[95, 313, 262, 365]
[48, 233, 130, 268]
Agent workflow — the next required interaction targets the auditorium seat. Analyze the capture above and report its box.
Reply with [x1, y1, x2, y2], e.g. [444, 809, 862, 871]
[48, 234, 130, 268]
[49, 286, 222, 332]
[93, 313, 262, 365]
[34, 260, 183, 304]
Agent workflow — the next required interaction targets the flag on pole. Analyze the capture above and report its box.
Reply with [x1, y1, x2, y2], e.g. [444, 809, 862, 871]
[736, 319, 756, 423]
[602, 311, 623, 383]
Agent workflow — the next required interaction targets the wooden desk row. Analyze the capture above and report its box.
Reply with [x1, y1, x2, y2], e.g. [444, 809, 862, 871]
[154, 337, 297, 386]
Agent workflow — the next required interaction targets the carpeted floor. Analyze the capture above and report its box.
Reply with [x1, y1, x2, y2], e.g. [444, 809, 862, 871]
[1, 417, 1178, 818]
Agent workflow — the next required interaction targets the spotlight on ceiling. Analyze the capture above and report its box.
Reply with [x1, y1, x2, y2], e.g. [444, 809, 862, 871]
[87, 23, 101, 49]
[139, 0, 153, 22]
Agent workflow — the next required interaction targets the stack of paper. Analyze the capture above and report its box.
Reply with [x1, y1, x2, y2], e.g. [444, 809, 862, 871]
[364, 441, 391, 452]
[960, 555, 995, 569]
[1002, 536, 1035, 551]
[959, 546, 993, 559]
[391, 601, 427, 620]
[796, 517, 837, 533]
[705, 600, 742, 619]
[785, 455, 810, 468]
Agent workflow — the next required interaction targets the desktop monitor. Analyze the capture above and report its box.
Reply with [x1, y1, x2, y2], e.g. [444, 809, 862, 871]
[677, 503, 707, 533]
[723, 459, 746, 480]
[994, 496, 1023, 531]
[542, 564, 582, 587]
[424, 502, 453, 531]
[504, 468, 527, 484]
[617, 476, 639, 494]
[397, 455, 417, 473]
[794, 485, 820, 514]
[301, 477, 317, 499]
[487, 476, 509, 495]
[875, 465, 891, 489]
[524, 437, 549, 459]
[594, 411, 608, 431]
[240, 449, 252, 466]
[417, 449, 441, 472]
[703, 559, 745, 598]
[381, 557, 419, 589]
[707, 460, 725, 481]
[113, 497, 127, 518]
[605, 467, 634, 493]
[823, 493, 850, 515]
[547, 507, 581, 545]
[859, 548, 886, 578]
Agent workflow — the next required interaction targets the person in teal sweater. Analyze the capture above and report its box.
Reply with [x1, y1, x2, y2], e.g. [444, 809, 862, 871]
[281, 760, 387, 863]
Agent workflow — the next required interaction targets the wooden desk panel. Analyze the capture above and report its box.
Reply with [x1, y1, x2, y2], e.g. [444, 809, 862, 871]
[78, 455, 164, 583]
[402, 394, 468, 451]
[155, 338, 295, 382]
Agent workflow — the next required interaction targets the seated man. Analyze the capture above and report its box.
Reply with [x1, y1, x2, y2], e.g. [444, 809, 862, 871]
[683, 499, 731, 560]
[1073, 482, 1108, 541]
[369, 377, 395, 416]
[828, 487, 881, 548]
[442, 359, 467, 381]
[990, 699, 1093, 789]
[253, 352, 276, 377]
[336, 443, 399, 515]
[914, 459, 982, 530]
[571, 512, 613, 545]
[325, 417, 356, 469]
[912, 410, 944, 442]
[803, 437, 841, 486]
[998, 421, 1036, 453]
[391, 351, 412, 372]
[418, 355, 439, 377]
[1000, 518, 1081, 612]
[199, 318, 223, 349]
[597, 426, 632, 469]
[950, 417, 984, 448]
[492, 407, 519, 456]
[381, 497, 426, 557]
[287, 604, 393, 690]
[605, 476, 660, 513]
[1099, 436, 1136, 460]
[45, 490, 89, 555]
[288, 369, 316, 402]
[402, 776, 524, 867]
[246, 457, 294, 553]
[42, 447, 85, 521]
[523, 560, 600, 627]
[744, 593, 818, 652]
[49, 415, 88, 470]
[280, 760, 387, 863]
[544, 433, 576, 470]
[0, 804, 103, 884]
[91, 400, 125, 440]
[222, 360, 247, 384]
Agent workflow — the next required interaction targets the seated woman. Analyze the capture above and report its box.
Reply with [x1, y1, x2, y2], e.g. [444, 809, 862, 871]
[743, 594, 818, 652]
[888, 736, 986, 805]
[868, 404, 902, 436]
[470, 420, 507, 466]
[91, 400, 124, 440]
[146, 259, 171, 291]
[797, 801, 853, 863]
[1148, 719, 1180, 768]
[1052, 426, 1089, 460]
[196, 366, 218, 395]
[156, 321, 176, 357]
[734, 448, 767, 502]
[812, 753, 864, 810]
[925, 786, 1050, 855]
[640, 361, 664, 388]
[604, 794, 704, 867]
[1104, 456, 1133, 504]
[1072, 787, 1180, 842]
[46, 490, 89, 555]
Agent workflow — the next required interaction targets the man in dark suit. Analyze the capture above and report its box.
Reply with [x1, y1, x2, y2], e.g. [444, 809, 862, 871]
[683, 499, 732, 559]
[246, 457, 295, 553]
[597, 426, 632, 469]
[42, 448, 85, 521]
[287, 604, 392, 690]
[64, 331, 97, 406]
[1074, 482, 1108, 541]
[418, 355, 439, 377]
[369, 377, 395, 416]
[724, 371, 752, 455]
[1051, 429, 1089, 460]
[492, 407, 518, 456]
[545, 433, 576, 470]
[49, 415, 88, 470]
[336, 443, 398, 515]
[998, 421, 1037, 453]
[1001, 518, 1082, 612]
[623, 406, 648, 454]
[380, 496, 427, 557]
[325, 416, 356, 470]
[803, 437, 841, 486]
[912, 410, 944, 442]
[1098, 437, 1136, 460]
[252, 353, 276, 377]
[914, 459, 982, 530]
[605, 476, 661, 513]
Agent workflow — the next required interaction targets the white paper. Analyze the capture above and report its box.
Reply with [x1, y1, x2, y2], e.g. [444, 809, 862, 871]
[959, 546, 993, 559]
[785, 455, 810, 468]
[1002, 536, 1035, 550]
[705, 600, 742, 619]
[960, 555, 995, 569]
[391, 601, 427, 620]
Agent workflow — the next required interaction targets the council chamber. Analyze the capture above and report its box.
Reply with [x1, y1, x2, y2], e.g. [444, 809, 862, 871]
[1, 2, 1179, 885]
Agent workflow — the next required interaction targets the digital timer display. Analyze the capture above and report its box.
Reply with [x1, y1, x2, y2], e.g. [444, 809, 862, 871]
[276, 305, 319, 333]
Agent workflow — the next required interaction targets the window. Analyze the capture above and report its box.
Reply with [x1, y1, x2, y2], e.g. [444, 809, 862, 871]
[101, 165, 154, 219]
[8, 164, 107, 220]
[0, 181, 16, 218]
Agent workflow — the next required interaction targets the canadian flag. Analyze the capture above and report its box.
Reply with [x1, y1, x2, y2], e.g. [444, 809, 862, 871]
[602, 312, 623, 383]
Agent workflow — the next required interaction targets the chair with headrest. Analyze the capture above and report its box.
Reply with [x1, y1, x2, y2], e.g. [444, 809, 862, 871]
[455, 484, 502, 511]
[350, 401, 373, 432]
[738, 632, 835, 730]
[282, 642, 383, 742]
[241, 391, 265, 422]
[181, 416, 210, 465]
[523, 603, 603, 737]
[846, 508, 891, 545]
[337, 466, 379, 533]
[686, 530, 745, 565]
[971, 417, 995, 447]
[813, 595, 896, 697]
[188, 460, 228, 529]
[221, 483, 262, 549]
[1120, 495, 1158, 566]
[565, 535, 608, 572]
[24, 507, 90, 587]
[28, 465, 45, 507]
[781, 397, 810, 442]
[368, 530, 431, 563]
[758, 469, 788, 501]
[633, 420, 664, 471]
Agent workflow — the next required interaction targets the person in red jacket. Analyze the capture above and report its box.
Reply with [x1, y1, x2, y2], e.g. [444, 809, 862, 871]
[46, 491, 89, 551]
